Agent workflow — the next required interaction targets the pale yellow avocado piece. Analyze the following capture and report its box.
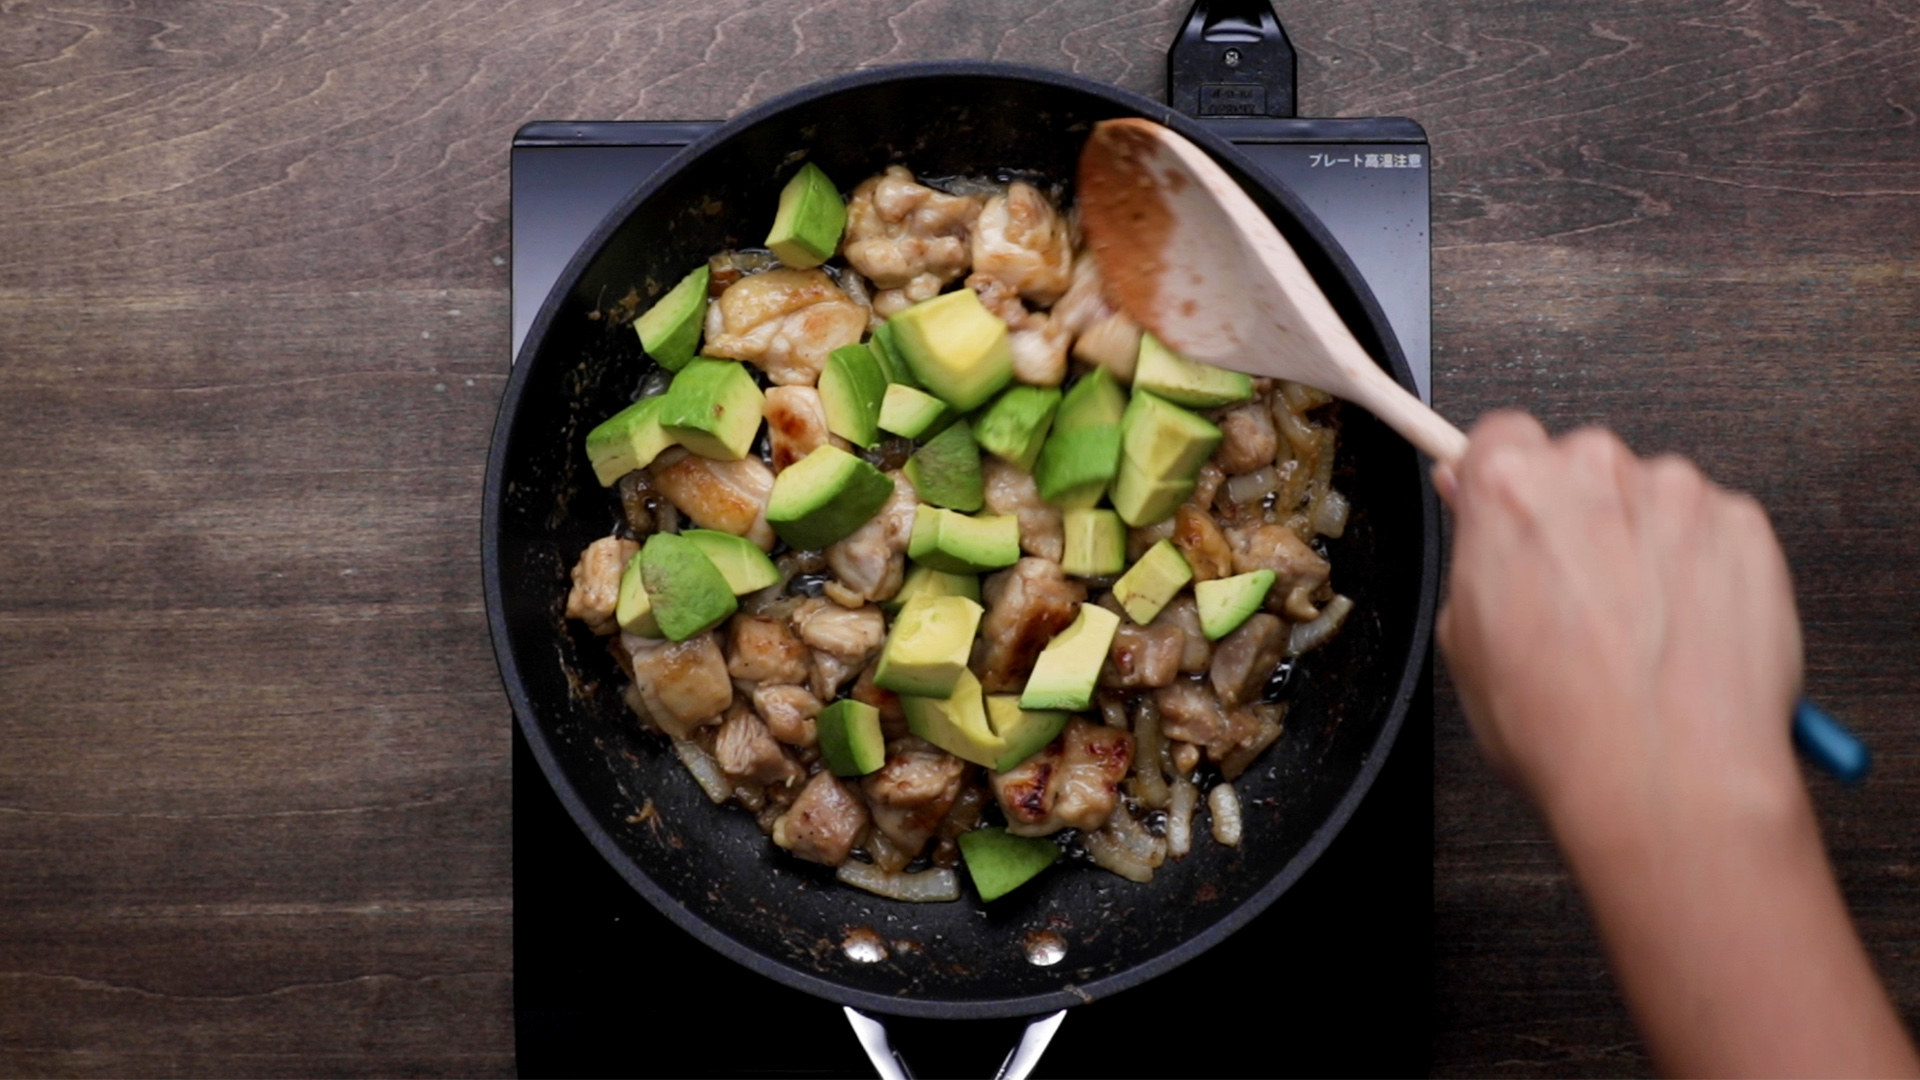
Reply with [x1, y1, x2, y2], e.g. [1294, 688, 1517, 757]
[1020, 603, 1122, 712]
[872, 593, 984, 698]
[901, 668, 1004, 768]
[986, 696, 1071, 773]
[1111, 539, 1194, 624]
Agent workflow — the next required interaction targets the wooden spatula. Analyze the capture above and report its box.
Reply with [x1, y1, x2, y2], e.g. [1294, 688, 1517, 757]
[1078, 117, 1467, 465]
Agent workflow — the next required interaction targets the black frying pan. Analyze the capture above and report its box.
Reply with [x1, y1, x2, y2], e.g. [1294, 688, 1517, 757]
[484, 62, 1438, 1021]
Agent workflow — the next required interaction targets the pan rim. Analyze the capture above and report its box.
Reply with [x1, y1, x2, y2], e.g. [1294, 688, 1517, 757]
[483, 58, 1439, 1020]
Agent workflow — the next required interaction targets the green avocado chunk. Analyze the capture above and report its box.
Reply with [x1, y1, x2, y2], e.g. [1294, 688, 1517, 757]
[765, 163, 846, 270]
[972, 385, 1061, 473]
[904, 419, 984, 512]
[765, 444, 895, 551]
[1111, 539, 1194, 624]
[906, 506, 1021, 574]
[885, 564, 981, 614]
[1020, 603, 1122, 712]
[657, 359, 766, 461]
[868, 318, 921, 389]
[985, 695, 1070, 774]
[639, 532, 738, 642]
[817, 699, 886, 777]
[820, 343, 887, 449]
[878, 383, 951, 439]
[633, 264, 711, 373]
[1034, 368, 1128, 507]
[890, 289, 1014, 412]
[680, 529, 780, 595]
[1195, 569, 1279, 640]
[900, 668, 1003, 768]
[614, 550, 663, 638]
[958, 827, 1060, 902]
[1121, 390, 1222, 483]
[1109, 457, 1197, 528]
[874, 593, 984, 699]
[1132, 332, 1254, 408]
[1060, 508, 1126, 577]
[584, 395, 676, 487]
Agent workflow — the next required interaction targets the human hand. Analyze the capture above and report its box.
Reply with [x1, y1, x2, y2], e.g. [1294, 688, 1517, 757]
[1434, 411, 1804, 843]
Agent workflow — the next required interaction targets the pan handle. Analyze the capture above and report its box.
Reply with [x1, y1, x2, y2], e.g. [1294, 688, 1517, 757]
[842, 1007, 1069, 1080]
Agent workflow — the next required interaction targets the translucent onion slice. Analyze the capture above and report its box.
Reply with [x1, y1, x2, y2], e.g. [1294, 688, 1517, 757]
[1288, 594, 1354, 656]
[671, 739, 732, 804]
[1208, 782, 1243, 847]
[835, 862, 961, 903]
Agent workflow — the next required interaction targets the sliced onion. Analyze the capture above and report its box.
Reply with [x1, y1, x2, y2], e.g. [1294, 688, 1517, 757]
[1224, 465, 1281, 508]
[1208, 782, 1243, 847]
[1167, 778, 1198, 859]
[1083, 829, 1156, 883]
[835, 862, 961, 903]
[1288, 594, 1355, 656]
[671, 739, 732, 805]
[1130, 700, 1169, 810]
[1311, 488, 1350, 539]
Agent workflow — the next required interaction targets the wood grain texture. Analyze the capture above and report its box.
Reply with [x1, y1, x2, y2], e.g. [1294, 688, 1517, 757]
[4, 0, 1920, 1074]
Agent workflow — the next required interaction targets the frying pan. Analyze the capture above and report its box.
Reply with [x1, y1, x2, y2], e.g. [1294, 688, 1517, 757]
[484, 62, 1438, 1022]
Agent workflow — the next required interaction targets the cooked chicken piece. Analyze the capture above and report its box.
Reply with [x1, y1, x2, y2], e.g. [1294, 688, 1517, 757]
[861, 738, 968, 857]
[764, 385, 841, 472]
[1213, 401, 1280, 475]
[724, 613, 811, 687]
[991, 718, 1134, 837]
[969, 182, 1073, 306]
[1050, 251, 1116, 339]
[751, 683, 822, 747]
[1172, 504, 1234, 582]
[1218, 702, 1286, 780]
[975, 558, 1086, 692]
[564, 536, 639, 635]
[851, 658, 909, 740]
[982, 457, 1063, 562]
[1223, 522, 1332, 615]
[1153, 679, 1268, 765]
[625, 632, 734, 739]
[1054, 254, 1142, 380]
[1101, 612, 1186, 689]
[1159, 596, 1213, 673]
[701, 267, 867, 385]
[650, 449, 776, 551]
[791, 598, 887, 700]
[967, 272, 1070, 387]
[843, 166, 982, 313]
[1210, 613, 1287, 707]
[715, 706, 802, 787]
[1190, 461, 1225, 511]
[824, 470, 917, 604]
[772, 771, 869, 867]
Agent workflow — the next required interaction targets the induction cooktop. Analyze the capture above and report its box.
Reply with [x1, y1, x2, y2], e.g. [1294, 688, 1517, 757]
[508, 5, 1432, 1076]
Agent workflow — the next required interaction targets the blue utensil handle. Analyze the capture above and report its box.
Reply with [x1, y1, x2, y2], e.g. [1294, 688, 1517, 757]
[1792, 700, 1870, 784]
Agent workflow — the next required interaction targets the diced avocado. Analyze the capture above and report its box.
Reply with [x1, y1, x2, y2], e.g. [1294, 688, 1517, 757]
[874, 593, 984, 698]
[1109, 458, 1196, 528]
[584, 396, 675, 487]
[817, 699, 886, 777]
[869, 319, 921, 389]
[890, 289, 1014, 412]
[1060, 509, 1126, 577]
[765, 163, 846, 270]
[1034, 368, 1128, 506]
[657, 359, 766, 461]
[614, 550, 663, 638]
[633, 264, 710, 373]
[878, 383, 951, 439]
[985, 696, 1070, 773]
[1020, 603, 1122, 712]
[904, 419, 984, 512]
[885, 564, 980, 614]
[1132, 332, 1254, 408]
[906, 506, 1021, 574]
[766, 445, 895, 551]
[1195, 569, 1278, 640]
[972, 385, 1061, 473]
[819, 344, 887, 449]
[900, 668, 1002, 768]
[639, 532, 738, 642]
[1121, 390, 1223, 483]
[1112, 539, 1193, 624]
[680, 529, 780, 595]
[958, 827, 1060, 902]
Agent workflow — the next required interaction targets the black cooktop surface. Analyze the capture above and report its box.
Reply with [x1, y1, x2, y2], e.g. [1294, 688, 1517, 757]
[509, 116, 1433, 1078]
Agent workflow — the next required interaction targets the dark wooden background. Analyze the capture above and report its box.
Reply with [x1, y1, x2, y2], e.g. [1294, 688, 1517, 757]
[5, 0, 1918, 1075]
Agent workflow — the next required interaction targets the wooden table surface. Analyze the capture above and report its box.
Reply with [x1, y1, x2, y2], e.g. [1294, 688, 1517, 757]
[6, 1, 1918, 1075]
